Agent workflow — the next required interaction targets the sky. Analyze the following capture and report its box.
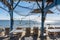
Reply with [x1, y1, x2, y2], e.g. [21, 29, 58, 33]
[0, 1, 60, 21]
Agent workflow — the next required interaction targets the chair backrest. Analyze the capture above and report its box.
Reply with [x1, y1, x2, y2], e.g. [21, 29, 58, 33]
[33, 27, 38, 35]
[48, 27, 54, 29]
[16, 27, 22, 30]
[55, 27, 60, 29]
[25, 28, 31, 37]
[5, 27, 10, 35]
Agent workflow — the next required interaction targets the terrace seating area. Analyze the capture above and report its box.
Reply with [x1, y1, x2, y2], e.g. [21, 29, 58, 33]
[0, 27, 39, 40]
[0, 26, 60, 40]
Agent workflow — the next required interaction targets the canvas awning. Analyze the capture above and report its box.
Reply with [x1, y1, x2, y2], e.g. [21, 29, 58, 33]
[30, 9, 53, 14]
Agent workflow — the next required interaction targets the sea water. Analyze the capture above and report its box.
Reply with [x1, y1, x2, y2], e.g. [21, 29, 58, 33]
[0, 20, 40, 28]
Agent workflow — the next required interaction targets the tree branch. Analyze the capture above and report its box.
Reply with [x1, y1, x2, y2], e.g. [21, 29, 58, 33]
[0, 6, 9, 12]
[13, 0, 21, 9]
[1, 0, 11, 9]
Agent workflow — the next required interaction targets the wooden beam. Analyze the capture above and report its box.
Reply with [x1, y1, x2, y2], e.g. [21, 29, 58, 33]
[1, 0, 12, 9]
[22, 0, 41, 1]
[47, 0, 53, 2]
[22, 0, 53, 2]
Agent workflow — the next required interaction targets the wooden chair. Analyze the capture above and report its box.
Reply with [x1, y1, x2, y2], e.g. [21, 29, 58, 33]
[32, 27, 39, 40]
[33, 27, 38, 36]
[5, 27, 10, 35]
[16, 27, 23, 36]
[25, 28, 31, 37]
[48, 27, 54, 29]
